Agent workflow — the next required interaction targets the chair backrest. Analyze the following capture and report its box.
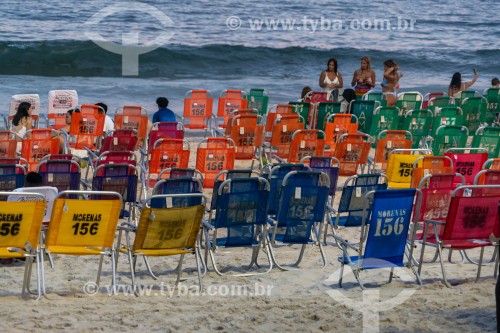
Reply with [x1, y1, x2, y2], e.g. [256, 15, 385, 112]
[324, 114, 358, 154]
[47, 90, 78, 129]
[410, 155, 453, 188]
[368, 106, 401, 141]
[183, 90, 214, 129]
[460, 97, 488, 134]
[432, 106, 464, 131]
[432, 125, 468, 156]
[265, 104, 295, 132]
[0, 192, 45, 258]
[361, 189, 418, 266]
[210, 169, 257, 209]
[263, 163, 310, 215]
[36, 159, 81, 192]
[114, 106, 148, 146]
[151, 177, 203, 208]
[483, 88, 500, 123]
[439, 185, 500, 243]
[148, 122, 185, 153]
[473, 170, 500, 185]
[92, 164, 138, 203]
[100, 130, 138, 154]
[402, 109, 433, 148]
[288, 129, 325, 163]
[301, 156, 340, 197]
[422, 92, 445, 109]
[333, 133, 371, 176]
[373, 130, 413, 171]
[68, 110, 105, 150]
[230, 114, 264, 160]
[212, 177, 269, 246]
[195, 138, 236, 188]
[445, 148, 489, 184]
[45, 191, 122, 251]
[21, 129, 61, 171]
[313, 102, 341, 131]
[0, 164, 26, 191]
[349, 100, 380, 133]
[335, 174, 388, 228]
[385, 149, 431, 188]
[288, 102, 312, 128]
[269, 114, 305, 159]
[471, 126, 500, 158]
[216, 89, 248, 126]
[246, 88, 269, 116]
[133, 193, 206, 254]
[396, 92, 423, 114]
[0, 130, 18, 158]
[148, 138, 190, 187]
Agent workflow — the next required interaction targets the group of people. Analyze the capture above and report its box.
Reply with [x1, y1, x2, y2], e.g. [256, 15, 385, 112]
[312, 56, 497, 108]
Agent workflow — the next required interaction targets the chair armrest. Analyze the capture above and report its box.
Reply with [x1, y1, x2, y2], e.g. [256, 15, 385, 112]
[423, 219, 445, 226]
[331, 234, 360, 251]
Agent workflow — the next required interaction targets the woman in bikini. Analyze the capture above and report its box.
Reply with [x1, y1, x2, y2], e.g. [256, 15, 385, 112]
[351, 56, 376, 99]
[319, 58, 343, 101]
[448, 70, 478, 97]
[381, 59, 403, 106]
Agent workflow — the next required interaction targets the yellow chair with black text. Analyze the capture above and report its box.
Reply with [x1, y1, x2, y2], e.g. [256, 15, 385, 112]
[120, 193, 206, 295]
[0, 192, 46, 299]
[41, 190, 122, 296]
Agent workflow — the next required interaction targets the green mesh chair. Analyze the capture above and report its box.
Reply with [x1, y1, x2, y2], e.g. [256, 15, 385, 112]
[396, 92, 423, 114]
[471, 126, 500, 158]
[314, 102, 341, 131]
[432, 106, 464, 134]
[429, 96, 454, 114]
[402, 109, 433, 148]
[460, 97, 488, 134]
[483, 88, 500, 124]
[368, 106, 401, 147]
[362, 91, 387, 106]
[431, 125, 468, 156]
[453, 90, 480, 105]
[350, 100, 380, 133]
[246, 88, 269, 117]
[288, 102, 311, 129]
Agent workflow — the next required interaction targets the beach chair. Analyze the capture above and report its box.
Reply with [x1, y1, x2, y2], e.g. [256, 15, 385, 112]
[265, 104, 295, 134]
[368, 106, 401, 144]
[323, 113, 358, 155]
[483, 158, 500, 171]
[370, 130, 413, 173]
[396, 91, 423, 115]
[362, 91, 386, 106]
[114, 106, 148, 147]
[431, 125, 468, 156]
[268, 171, 329, 269]
[36, 158, 82, 192]
[431, 106, 464, 132]
[288, 101, 312, 129]
[21, 129, 61, 172]
[224, 109, 257, 136]
[92, 163, 142, 222]
[483, 88, 500, 124]
[0, 130, 18, 158]
[422, 92, 445, 109]
[428, 96, 454, 115]
[266, 114, 304, 162]
[40, 190, 122, 295]
[195, 138, 236, 188]
[7, 94, 41, 129]
[229, 114, 264, 163]
[0, 162, 26, 192]
[325, 174, 388, 243]
[332, 133, 372, 176]
[145, 138, 190, 191]
[460, 96, 488, 135]
[183, 90, 214, 137]
[300, 156, 340, 199]
[67, 107, 105, 151]
[349, 100, 380, 133]
[0, 192, 46, 299]
[46, 90, 78, 129]
[246, 88, 269, 117]
[287, 129, 325, 163]
[119, 193, 206, 294]
[471, 126, 500, 158]
[401, 109, 433, 149]
[213, 89, 248, 135]
[453, 90, 480, 104]
[334, 188, 422, 288]
[473, 169, 500, 186]
[313, 101, 341, 131]
[204, 177, 271, 276]
[444, 148, 489, 185]
[146, 122, 184, 153]
[409, 155, 454, 188]
[385, 148, 431, 189]
[418, 185, 500, 287]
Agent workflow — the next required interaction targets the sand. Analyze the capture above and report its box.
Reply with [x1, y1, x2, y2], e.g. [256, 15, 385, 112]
[0, 134, 497, 333]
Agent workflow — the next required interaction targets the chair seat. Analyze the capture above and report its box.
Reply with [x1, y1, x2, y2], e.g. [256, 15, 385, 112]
[425, 238, 493, 249]
[215, 237, 260, 248]
[0, 248, 27, 258]
[133, 248, 193, 256]
[274, 232, 313, 244]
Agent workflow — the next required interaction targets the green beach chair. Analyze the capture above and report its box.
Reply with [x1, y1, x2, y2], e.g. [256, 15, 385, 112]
[314, 101, 341, 131]
[402, 109, 433, 149]
[288, 101, 311, 129]
[246, 88, 269, 117]
[483, 88, 500, 124]
[471, 126, 500, 158]
[350, 100, 380, 134]
[368, 106, 401, 147]
[432, 106, 464, 134]
[431, 125, 468, 156]
[460, 96, 488, 134]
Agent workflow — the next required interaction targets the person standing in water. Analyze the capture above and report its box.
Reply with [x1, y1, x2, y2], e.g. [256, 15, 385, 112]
[381, 59, 403, 106]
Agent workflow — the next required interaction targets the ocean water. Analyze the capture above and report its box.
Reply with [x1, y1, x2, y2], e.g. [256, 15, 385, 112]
[0, 0, 499, 116]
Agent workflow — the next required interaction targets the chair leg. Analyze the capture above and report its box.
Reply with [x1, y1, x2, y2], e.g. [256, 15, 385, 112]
[437, 244, 451, 288]
[96, 254, 104, 286]
[195, 248, 203, 293]
[475, 247, 485, 282]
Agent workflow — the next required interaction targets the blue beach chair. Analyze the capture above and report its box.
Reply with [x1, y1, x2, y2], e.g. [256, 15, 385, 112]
[334, 188, 422, 289]
[268, 170, 330, 269]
